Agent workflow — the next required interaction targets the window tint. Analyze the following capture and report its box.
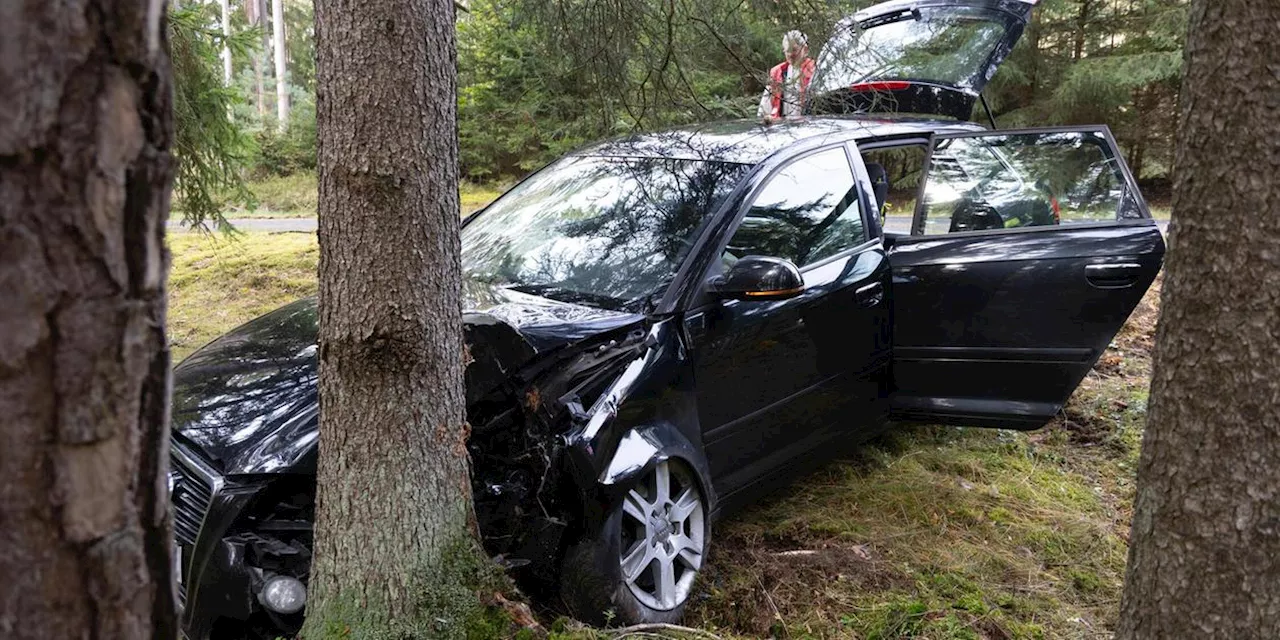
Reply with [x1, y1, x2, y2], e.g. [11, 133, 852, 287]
[724, 148, 863, 268]
[919, 130, 1143, 235]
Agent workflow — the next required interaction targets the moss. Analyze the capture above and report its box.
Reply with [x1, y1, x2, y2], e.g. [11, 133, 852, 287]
[300, 536, 512, 640]
[168, 231, 319, 361]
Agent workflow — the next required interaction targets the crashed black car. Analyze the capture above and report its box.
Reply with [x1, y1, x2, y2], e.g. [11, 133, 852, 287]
[168, 1, 1165, 637]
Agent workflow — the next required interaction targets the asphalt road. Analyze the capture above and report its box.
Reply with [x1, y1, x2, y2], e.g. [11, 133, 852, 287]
[170, 216, 1169, 235]
[168, 217, 318, 233]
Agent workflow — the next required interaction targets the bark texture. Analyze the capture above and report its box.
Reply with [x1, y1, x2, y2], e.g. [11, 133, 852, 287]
[0, 1, 176, 639]
[305, 0, 477, 636]
[1116, 1, 1280, 637]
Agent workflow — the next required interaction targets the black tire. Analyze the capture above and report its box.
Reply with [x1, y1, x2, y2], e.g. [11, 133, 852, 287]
[559, 459, 710, 626]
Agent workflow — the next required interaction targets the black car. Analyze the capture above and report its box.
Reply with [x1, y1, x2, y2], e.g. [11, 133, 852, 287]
[169, 1, 1164, 636]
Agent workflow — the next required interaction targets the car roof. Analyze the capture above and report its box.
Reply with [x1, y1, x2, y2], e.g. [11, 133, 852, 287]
[573, 116, 987, 165]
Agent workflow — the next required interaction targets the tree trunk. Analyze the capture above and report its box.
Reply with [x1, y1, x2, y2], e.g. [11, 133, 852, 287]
[304, 0, 483, 636]
[1074, 0, 1092, 61]
[1116, 1, 1280, 638]
[272, 0, 290, 129]
[221, 0, 233, 85]
[255, 0, 270, 117]
[0, 2, 176, 639]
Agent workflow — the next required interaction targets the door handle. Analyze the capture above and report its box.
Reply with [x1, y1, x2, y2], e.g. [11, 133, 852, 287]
[856, 282, 884, 307]
[1085, 263, 1143, 289]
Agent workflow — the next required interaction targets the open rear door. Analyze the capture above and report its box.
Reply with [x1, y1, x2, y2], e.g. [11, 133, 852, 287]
[807, 0, 1036, 120]
[888, 126, 1164, 428]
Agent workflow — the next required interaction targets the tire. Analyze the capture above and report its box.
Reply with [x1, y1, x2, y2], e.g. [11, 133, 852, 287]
[559, 459, 709, 626]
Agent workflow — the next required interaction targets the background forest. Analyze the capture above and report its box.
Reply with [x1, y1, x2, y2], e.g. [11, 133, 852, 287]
[174, 0, 1187, 226]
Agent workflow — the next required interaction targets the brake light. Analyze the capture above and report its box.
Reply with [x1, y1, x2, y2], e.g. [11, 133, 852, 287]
[849, 81, 911, 92]
[1050, 195, 1061, 223]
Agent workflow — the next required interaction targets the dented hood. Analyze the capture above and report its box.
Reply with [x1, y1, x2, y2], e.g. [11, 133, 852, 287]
[171, 288, 643, 476]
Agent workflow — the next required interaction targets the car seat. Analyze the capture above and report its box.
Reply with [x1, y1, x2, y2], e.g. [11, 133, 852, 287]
[865, 162, 890, 216]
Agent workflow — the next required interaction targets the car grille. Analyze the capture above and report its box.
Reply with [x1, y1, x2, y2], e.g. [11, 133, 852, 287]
[170, 442, 221, 605]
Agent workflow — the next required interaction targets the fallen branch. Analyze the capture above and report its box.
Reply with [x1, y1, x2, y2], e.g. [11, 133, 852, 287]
[610, 622, 724, 639]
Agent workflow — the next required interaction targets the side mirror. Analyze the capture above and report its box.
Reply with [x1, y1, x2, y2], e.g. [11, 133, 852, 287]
[710, 256, 804, 301]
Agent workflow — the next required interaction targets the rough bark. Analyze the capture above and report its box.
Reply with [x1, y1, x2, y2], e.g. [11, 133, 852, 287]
[271, 0, 290, 128]
[1116, 1, 1280, 638]
[0, 1, 176, 639]
[304, 0, 480, 636]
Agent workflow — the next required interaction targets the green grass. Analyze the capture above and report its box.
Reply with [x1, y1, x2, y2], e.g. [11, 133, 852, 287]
[168, 232, 319, 361]
[166, 234, 1161, 638]
[225, 172, 503, 219]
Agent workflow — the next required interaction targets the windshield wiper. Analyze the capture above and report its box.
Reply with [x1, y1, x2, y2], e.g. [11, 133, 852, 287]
[860, 8, 922, 30]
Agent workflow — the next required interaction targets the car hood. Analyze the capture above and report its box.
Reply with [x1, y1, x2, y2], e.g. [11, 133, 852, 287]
[172, 287, 644, 476]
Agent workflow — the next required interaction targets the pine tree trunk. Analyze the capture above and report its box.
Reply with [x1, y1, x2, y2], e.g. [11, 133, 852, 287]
[1074, 0, 1092, 61]
[0, 2, 176, 638]
[271, 0, 290, 129]
[1116, 1, 1280, 637]
[304, 0, 483, 636]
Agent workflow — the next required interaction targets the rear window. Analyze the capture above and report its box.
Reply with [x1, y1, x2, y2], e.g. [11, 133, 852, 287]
[811, 7, 1012, 96]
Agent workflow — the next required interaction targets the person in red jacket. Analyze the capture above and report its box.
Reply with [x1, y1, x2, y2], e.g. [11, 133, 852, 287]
[761, 30, 816, 122]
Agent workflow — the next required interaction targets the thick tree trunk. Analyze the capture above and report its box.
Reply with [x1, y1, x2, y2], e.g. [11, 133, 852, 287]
[1116, 1, 1280, 638]
[304, 0, 481, 636]
[0, 1, 176, 639]
[271, 0, 290, 128]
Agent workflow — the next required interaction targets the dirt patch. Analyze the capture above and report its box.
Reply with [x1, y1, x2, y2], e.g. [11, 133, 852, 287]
[1111, 274, 1162, 361]
[688, 537, 910, 636]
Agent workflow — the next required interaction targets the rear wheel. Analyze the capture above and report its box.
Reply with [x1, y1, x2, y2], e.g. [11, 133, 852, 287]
[560, 459, 708, 625]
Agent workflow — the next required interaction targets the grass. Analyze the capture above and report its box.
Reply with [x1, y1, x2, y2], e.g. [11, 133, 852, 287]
[223, 172, 502, 219]
[166, 233, 1162, 638]
[168, 232, 319, 361]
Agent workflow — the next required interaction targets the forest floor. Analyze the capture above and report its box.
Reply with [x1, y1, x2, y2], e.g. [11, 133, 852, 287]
[168, 231, 1161, 640]
[205, 172, 501, 219]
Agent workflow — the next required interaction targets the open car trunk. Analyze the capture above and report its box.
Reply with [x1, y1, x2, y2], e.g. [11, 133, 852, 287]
[807, 0, 1037, 120]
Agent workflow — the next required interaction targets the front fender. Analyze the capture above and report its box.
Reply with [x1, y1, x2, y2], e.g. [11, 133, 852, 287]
[563, 421, 717, 539]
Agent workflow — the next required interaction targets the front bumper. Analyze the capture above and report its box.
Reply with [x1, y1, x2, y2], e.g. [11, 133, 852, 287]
[172, 442, 272, 639]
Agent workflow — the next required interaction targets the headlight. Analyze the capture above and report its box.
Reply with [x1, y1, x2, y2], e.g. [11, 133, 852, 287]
[259, 575, 307, 614]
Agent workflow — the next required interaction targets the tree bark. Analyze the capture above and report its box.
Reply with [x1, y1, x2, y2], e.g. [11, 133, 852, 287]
[0, 1, 176, 639]
[221, 0, 233, 85]
[304, 0, 481, 636]
[1116, 1, 1280, 638]
[272, 0, 290, 128]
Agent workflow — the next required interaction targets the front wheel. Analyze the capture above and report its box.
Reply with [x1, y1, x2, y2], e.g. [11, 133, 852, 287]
[560, 459, 709, 626]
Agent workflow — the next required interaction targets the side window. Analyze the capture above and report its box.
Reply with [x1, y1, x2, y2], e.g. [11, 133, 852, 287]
[919, 130, 1144, 235]
[724, 148, 863, 268]
[860, 145, 928, 223]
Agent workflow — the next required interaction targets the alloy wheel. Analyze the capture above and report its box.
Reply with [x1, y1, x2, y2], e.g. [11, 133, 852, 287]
[618, 459, 706, 611]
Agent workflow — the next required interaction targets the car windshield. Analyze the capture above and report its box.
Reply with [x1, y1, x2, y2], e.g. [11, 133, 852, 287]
[812, 7, 1011, 96]
[461, 156, 751, 311]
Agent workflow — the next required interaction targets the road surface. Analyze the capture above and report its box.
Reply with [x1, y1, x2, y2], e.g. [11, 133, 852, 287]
[170, 216, 1169, 235]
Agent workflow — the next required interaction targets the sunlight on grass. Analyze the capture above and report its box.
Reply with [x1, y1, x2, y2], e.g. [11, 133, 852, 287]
[168, 232, 318, 361]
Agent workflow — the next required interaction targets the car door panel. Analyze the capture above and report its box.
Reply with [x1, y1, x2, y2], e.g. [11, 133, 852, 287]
[888, 126, 1165, 428]
[687, 145, 892, 498]
[695, 245, 891, 495]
